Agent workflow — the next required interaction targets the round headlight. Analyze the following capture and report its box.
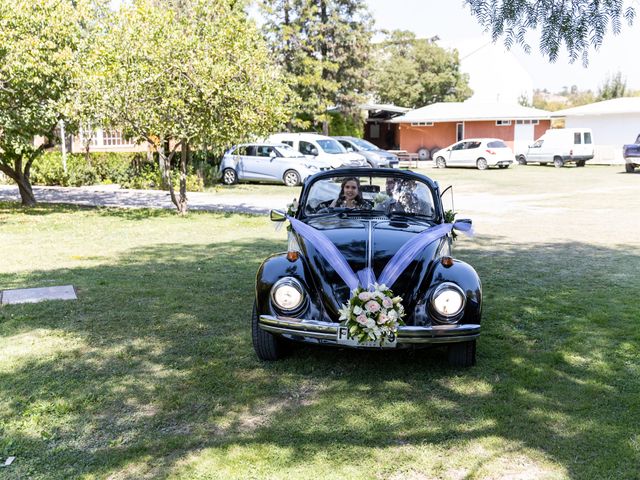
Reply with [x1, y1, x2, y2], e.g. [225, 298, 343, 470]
[271, 278, 304, 312]
[430, 282, 465, 317]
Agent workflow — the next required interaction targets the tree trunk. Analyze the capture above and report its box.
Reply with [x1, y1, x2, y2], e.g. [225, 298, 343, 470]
[177, 140, 189, 215]
[157, 143, 180, 211]
[0, 162, 37, 206]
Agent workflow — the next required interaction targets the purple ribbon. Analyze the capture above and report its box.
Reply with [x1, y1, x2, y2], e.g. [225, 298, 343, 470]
[378, 220, 473, 287]
[288, 217, 473, 290]
[289, 217, 359, 290]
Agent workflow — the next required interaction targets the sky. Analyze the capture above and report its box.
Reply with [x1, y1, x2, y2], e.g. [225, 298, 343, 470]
[366, 0, 640, 93]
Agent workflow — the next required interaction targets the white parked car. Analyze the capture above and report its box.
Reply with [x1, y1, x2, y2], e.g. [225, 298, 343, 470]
[220, 143, 330, 186]
[267, 132, 368, 169]
[433, 138, 515, 170]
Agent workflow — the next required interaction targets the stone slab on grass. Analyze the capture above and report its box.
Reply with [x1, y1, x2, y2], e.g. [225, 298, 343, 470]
[1, 285, 77, 305]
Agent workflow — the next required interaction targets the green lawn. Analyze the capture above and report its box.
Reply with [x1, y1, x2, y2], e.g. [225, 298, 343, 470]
[1, 165, 639, 479]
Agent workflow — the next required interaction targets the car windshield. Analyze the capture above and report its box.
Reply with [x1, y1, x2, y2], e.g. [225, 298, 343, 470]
[275, 145, 305, 158]
[317, 139, 347, 154]
[349, 138, 380, 151]
[302, 173, 436, 219]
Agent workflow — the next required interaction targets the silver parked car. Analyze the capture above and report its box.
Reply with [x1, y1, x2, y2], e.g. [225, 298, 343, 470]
[334, 136, 400, 168]
[220, 143, 331, 187]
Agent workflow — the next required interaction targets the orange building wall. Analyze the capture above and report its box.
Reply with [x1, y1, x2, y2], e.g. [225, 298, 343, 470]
[464, 121, 515, 148]
[397, 122, 457, 152]
[534, 120, 551, 139]
[398, 119, 552, 152]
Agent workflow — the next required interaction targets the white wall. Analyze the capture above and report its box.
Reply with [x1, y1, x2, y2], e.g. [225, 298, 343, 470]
[564, 113, 640, 164]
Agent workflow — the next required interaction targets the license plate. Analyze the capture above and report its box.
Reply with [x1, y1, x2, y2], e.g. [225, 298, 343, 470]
[336, 326, 397, 348]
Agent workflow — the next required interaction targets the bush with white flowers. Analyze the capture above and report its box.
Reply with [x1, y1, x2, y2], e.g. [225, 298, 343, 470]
[338, 283, 405, 344]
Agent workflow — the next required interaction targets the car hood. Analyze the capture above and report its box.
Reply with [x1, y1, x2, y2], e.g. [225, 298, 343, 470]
[295, 216, 441, 320]
[324, 152, 367, 167]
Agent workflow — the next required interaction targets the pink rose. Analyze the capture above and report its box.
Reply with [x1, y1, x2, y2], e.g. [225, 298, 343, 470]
[365, 300, 381, 313]
[358, 291, 372, 301]
[356, 314, 368, 325]
[377, 313, 388, 324]
[382, 297, 393, 308]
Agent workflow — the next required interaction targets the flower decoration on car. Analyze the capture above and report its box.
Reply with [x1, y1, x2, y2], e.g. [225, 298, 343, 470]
[338, 283, 405, 345]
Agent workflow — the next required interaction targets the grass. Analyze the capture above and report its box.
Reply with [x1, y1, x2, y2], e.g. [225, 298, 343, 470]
[1, 165, 639, 479]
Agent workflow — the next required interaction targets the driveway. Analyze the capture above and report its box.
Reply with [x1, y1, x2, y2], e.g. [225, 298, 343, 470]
[0, 184, 292, 214]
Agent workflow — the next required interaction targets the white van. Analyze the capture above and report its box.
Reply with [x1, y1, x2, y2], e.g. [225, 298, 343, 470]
[267, 133, 368, 169]
[518, 128, 594, 168]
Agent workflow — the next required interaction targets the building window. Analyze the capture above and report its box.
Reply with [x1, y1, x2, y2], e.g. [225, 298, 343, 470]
[515, 119, 540, 125]
[410, 121, 433, 126]
[456, 122, 464, 141]
[102, 130, 133, 146]
[496, 120, 512, 126]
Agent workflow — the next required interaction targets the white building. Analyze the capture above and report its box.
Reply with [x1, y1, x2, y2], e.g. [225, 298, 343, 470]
[552, 97, 640, 164]
[449, 40, 534, 105]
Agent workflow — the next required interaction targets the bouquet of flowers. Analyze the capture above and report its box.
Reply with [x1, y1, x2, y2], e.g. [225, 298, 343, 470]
[338, 283, 405, 344]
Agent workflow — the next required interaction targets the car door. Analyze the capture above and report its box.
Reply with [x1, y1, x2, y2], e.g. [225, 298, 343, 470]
[229, 146, 248, 180]
[463, 141, 483, 167]
[299, 140, 319, 159]
[247, 145, 282, 180]
[526, 139, 545, 163]
[447, 141, 468, 166]
[236, 145, 261, 179]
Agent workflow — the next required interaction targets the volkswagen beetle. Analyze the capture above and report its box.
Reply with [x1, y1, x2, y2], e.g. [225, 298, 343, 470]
[252, 168, 482, 367]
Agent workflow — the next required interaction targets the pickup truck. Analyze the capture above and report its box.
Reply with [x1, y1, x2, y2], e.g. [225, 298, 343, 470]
[623, 134, 640, 173]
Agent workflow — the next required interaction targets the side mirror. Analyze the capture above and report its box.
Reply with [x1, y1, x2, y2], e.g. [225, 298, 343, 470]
[346, 147, 353, 152]
[455, 218, 472, 226]
[310, 148, 319, 156]
[270, 209, 287, 222]
[269, 151, 277, 158]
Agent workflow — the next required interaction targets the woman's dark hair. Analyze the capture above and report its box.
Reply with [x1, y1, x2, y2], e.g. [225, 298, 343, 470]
[338, 177, 363, 205]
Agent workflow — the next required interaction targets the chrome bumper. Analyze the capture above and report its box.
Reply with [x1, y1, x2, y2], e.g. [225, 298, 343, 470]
[259, 315, 480, 345]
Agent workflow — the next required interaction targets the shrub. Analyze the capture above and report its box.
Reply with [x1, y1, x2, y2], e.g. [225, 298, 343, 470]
[27, 151, 205, 191]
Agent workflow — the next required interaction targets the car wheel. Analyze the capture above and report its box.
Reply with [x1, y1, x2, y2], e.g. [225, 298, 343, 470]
[222, 168, 237, 185]
[576, 160, 586, 167]
[435, 156, 446, 168]
[476, 158, 488, 170]
[447, 340, 476, 367]
[625, 163, 635, 173]
[517, 155, 527, 165]
[252, 301, 289, 361]
[417, 147, 431, 161]
[283, 169, 301, 187]
[553, 157, 564, 168]
[366, 160, 377, 168]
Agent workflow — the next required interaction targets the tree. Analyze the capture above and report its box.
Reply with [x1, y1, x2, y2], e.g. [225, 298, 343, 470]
[0, 0, 85, 206]
[370, 30, 472, 109]
[597, 71, 627, 100]
[464, 0, 636, 65]
[87, 0, 291, 214]
[260, 0, 373, 132]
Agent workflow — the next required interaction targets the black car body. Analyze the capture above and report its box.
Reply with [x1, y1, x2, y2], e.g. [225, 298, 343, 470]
[252, 169, 482, 366]
[623, 134, 640, 173]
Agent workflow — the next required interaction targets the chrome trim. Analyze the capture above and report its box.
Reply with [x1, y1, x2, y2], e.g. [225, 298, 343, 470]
[259, 315, 480, 345]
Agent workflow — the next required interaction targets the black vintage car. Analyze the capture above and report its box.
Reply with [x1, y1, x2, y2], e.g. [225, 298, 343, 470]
[253, 169, 482, 367]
